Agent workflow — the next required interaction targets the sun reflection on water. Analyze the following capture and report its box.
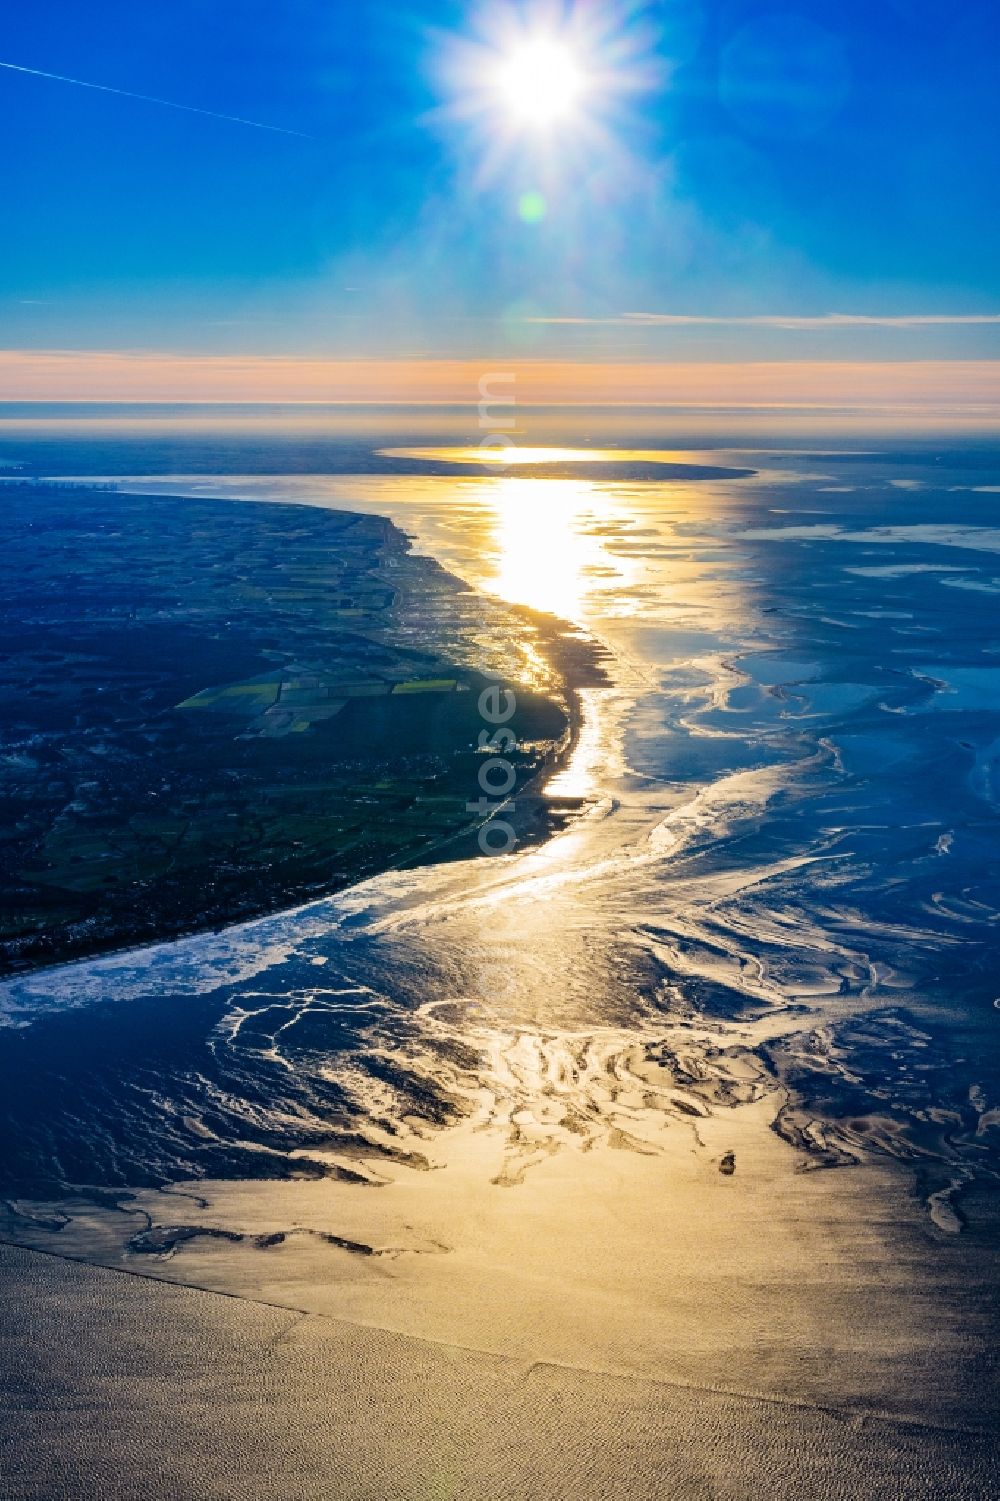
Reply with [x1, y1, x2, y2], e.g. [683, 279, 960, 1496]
[488, 475, 628, 619]
[373, 444, 699, 468]
[379, 446, 696, 468]
[112, 468, 753, 803]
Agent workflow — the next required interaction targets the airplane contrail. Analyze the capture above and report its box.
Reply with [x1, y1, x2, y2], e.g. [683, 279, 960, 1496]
[0, 59, 312, 137]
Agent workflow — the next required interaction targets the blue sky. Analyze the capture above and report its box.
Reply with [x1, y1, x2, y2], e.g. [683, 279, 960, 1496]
[2, 0, 999, 362]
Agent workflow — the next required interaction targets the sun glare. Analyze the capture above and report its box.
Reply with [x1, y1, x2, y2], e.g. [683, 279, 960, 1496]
[437, 8, 657, 186]
[494, 37, 586, 127]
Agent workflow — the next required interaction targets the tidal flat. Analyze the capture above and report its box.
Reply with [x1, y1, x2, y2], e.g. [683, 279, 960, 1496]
[0, 424, 998, 1497]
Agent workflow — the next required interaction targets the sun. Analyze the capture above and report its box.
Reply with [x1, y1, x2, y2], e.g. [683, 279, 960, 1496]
[493, 37, 587, 128]
[434, 8, 657, 178]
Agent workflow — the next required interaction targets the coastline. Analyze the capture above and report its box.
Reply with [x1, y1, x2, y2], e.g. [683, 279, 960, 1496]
[1, 463, 997, 1497]
[0, 485, 604, 981]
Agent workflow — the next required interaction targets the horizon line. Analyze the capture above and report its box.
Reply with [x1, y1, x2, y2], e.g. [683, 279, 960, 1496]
[0, 350, 998, 413]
